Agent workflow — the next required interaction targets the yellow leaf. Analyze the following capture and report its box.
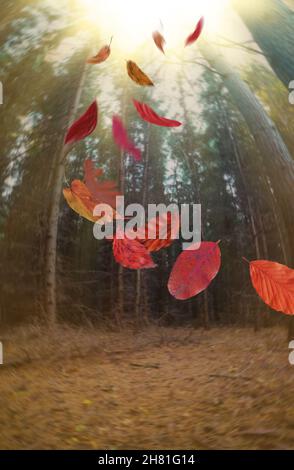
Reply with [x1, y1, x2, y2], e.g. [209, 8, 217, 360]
[75, 424, 86, 432]
[83, 399, 92, 406]
[63, 186, 97, 223]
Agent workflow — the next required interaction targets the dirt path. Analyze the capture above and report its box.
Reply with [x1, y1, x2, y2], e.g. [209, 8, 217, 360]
[0, 326, 293, 449]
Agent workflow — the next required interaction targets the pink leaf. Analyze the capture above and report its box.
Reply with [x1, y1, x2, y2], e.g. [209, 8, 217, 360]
[112, 116, 141, 161]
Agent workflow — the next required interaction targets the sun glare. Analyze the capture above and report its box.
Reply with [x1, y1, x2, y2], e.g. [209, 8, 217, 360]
[80, 0, 230, 53]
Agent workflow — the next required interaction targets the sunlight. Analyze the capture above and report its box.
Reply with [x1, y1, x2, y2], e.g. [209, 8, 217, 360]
[79, 0, 230, 53]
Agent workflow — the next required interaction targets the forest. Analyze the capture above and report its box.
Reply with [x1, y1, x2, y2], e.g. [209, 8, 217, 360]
[0, 0, 293, 451]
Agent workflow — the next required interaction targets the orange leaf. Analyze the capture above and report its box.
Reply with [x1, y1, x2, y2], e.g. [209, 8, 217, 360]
[63, 160, 122, 224]
[249, 260, 294, 315]
[87, 44, 111, 64]
[63, 181, 99, 223]
[126, 61, 154, 87]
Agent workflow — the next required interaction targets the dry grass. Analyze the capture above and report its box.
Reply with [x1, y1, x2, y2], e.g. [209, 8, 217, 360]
[0, 324, 293, 449]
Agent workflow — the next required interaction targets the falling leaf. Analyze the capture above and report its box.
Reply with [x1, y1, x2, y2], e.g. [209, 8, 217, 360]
[185, 17, 204, 47]
[75, 424, 86, 432]
[63, 180, 118, 225]
[63, 181, 99, 223]
[64, 101, 98, 146]
[113, 234, 157, 270]
[82, 399, 93, 406]
[168, 241, 221, 300]
[87, 38, 112, 64]
[63, 160, 122, 224]
[133, 99, 182, 127]
[248, 259, 294, 315]
[84, 159, 122, 209]
[126, 60, 154, 87]
[112, 116, 141, 161]
[134, 211, 180, 252]
[152, 31, 166, 54]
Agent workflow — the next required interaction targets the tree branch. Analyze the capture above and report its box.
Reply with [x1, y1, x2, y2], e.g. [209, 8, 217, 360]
[214, 35, 266, 56]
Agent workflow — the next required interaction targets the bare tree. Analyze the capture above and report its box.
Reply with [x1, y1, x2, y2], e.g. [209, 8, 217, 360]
[44, 60, 88, 326]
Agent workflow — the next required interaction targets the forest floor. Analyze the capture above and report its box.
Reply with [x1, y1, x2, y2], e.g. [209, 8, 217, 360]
[0, 324, 293, 450]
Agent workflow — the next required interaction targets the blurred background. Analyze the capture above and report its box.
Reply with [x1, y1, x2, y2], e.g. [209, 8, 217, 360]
[0, 0, 293, 330]
[0, 0, 294, 450]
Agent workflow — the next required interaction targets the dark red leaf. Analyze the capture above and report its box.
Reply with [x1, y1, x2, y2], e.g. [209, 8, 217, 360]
[185, 17, 204, 47]
[64, 101, 98, 145]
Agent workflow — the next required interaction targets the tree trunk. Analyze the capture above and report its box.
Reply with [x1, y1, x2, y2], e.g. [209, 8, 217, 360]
[117, 147, 125, 328]
[264, 175, 290, 264]
[223, 98, 292, 331]
[233, 0, 294, 88]
[44, 63, 88, 327]
[135, 124, 151, 327]
[115, 84, 128, 327]
[135, 270, 141, 327]
[199, 40, 294, 264]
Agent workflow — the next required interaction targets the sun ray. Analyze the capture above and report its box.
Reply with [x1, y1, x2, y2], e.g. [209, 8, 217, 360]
[79, 0, 230, 53]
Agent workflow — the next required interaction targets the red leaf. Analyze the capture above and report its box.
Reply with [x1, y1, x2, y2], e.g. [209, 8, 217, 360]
[185, 17, 204, 47]
[133, 100, 182, 128]
[87, 45, 111, 64]
[112, 116, 141, 161]
[133, 211, 180, 252]
[64, 101, 98, 145]
[168, 241, 221, 300]
[84, 159, 121, 209]
[113, 236, 157, 270]
[152, 31, 166, 54]
[248, 260, 294, 315]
